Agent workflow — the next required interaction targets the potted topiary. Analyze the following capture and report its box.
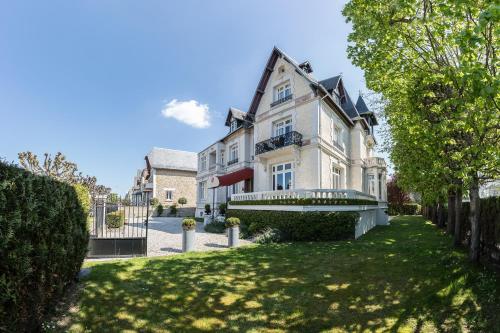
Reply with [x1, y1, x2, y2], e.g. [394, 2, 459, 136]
[156, 203, 164, 217]
[170, 203, 178, 216]
[182, 218, 196, 252]
[225, 217, 240, 247]
[203, 204, 212, 226]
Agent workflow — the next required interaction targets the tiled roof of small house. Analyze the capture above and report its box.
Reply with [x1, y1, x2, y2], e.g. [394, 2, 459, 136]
[146, 147, 197, 172]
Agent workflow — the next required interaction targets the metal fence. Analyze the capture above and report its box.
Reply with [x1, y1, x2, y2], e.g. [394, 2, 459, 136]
[87, 196, 149, 258]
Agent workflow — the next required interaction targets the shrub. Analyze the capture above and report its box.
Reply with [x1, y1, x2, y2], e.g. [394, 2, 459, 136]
[204, 221, 226, 234]
[150, 197, 159, 207]
[204, 204, 211, 215]
[253, 228, 283, 244]
[226, 210, 358, 241]
[156, 203, 164, 216]
[170, 203, 177, 215]
[230, 198, 378, 206]
[178, 197, 187, 207]
[388, 203, 421, 216]
[106, 211, 125, 228]
[0, 162, 89, 331]
[225, 217, 241, 228]
[182, 218, 196, 231]
[218, 203, 227, 215]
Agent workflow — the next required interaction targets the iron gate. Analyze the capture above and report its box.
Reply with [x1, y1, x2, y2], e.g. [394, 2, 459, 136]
[87, 196, 149, 258]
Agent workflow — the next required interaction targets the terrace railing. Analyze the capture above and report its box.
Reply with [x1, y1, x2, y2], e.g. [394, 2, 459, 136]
[255, 131, 303, 156]
[231, 189, 376, 202]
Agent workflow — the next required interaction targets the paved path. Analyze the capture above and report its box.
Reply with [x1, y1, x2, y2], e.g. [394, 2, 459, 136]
[147, 217, 253, 257]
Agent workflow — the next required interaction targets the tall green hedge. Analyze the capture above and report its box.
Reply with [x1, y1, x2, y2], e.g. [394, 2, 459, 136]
[226, 209, 359, 241]
[388, 203, 421, 216]
[0, 162, 89, 331]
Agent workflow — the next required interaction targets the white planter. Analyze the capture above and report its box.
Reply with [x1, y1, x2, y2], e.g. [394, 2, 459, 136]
[228, 226, 239, 247]
[182, 229, 195, 252]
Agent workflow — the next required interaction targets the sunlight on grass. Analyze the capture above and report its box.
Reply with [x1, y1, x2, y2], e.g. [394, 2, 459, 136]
[61, 216, 499, 333]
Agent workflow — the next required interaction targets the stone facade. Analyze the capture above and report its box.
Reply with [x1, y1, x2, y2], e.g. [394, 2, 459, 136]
[153, 168, 197, 208]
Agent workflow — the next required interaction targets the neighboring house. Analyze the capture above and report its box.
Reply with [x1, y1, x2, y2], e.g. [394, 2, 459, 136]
[130, 148, 198, 209]
[480, 180, 500, 198]
[196, 47, 387, 217]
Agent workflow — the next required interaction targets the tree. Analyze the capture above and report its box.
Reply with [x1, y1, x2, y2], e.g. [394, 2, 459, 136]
[107, 193, 119, 204]
[387, 175, 411, 206]
[343, 0, 499, 262]
[178, 197, 187, 207]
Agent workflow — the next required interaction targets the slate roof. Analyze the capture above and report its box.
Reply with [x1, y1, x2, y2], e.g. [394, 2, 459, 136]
[341, 91, 361, 119]
[355, 96, 371, 114]
[146, 147, 197, 172]
[319, 75, 341, 93]
[225, 107, 247, 126]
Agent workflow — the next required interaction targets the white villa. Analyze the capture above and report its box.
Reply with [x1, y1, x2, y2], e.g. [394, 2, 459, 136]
[195, 47, 388, 230]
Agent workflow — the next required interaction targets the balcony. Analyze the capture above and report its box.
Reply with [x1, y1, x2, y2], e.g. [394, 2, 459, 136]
[366, 157, 386, 168]
[227, 158, 239, 166]
[231, 189, 377, 202]
[255, 131, 302, 156]
[270, 94, 293, 108]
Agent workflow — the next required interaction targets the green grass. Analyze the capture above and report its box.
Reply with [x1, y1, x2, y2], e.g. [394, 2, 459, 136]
[61, 216, 499, 332]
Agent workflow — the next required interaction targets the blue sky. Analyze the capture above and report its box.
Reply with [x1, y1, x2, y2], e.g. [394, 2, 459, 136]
[0, 0, 385, 195]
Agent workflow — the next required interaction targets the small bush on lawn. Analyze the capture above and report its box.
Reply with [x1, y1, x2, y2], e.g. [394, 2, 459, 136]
[225, 217, 240, 228]
[0, 162, 89, 332]
[204, 221, 226, 234]
[226, 210, 358, 241]
[388, 203, 421, 216]
[253, 228, 283, 244]
[106, 211, 125, 228]
[156, 203, 164, 216]
[182, 218, 196, 231]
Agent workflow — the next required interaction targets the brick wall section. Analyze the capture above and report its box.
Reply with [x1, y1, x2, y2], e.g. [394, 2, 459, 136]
[153, 168, 197, 208]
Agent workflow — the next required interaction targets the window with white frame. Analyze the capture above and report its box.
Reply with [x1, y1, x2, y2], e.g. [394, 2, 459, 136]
[199, 181, 206, 200]
[368, 174, 375, 196]
[272, 162, 293, 190]
[230, 119, 238, 132]
[200, 155, 207, 170]
[333, 125, 342, 145]
[274, 118, 293, 137]
[165, 189, 174, 201]
[332, 167, 341, 189]
[275, 82, 291, 101]
[229, 144, 238, 163]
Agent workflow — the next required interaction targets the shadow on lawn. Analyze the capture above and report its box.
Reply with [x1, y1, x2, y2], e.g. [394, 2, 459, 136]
[67, 216, 500, 332]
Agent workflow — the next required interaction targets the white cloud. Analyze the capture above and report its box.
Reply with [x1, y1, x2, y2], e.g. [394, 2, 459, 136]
[161, 99, 210, 128]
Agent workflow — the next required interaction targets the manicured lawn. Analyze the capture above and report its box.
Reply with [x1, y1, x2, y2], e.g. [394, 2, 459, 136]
[60, 216, 499, 332]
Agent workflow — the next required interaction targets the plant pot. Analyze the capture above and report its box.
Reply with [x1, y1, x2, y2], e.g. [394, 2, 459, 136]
[203, 214, 212, 226]
[182, 229, 195, 252]
[228, 226, 239, 247]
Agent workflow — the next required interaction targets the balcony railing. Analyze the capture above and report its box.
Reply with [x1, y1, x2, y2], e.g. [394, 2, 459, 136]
[270, 94, 293, 107]
[227, 158, 239, 166]
[255, 131, 302, 156]
[209, 164, 216, 170]
[231, 189, 377, 202]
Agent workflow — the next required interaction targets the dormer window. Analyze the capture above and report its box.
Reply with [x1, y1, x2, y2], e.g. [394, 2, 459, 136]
[230, 120, 238, 132]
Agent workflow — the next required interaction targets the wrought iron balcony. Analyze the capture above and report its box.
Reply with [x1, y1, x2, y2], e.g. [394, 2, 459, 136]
[255, 131, 303, 156]
[270, 94, 293, 107]
[227, 158, 239, 166]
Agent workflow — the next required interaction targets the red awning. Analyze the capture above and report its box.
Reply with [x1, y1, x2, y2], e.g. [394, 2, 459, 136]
[214, 168, 253, 187]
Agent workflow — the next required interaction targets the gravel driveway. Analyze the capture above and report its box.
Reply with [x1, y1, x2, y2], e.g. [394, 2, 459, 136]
[147, 217, 253, 257]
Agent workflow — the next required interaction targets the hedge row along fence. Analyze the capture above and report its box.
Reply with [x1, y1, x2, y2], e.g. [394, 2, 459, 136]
[423, 197, 500, 267]
[230, 198, 378, 206]
[387, 203, 421, 216]
[226, 209, 359, 241]
[0, 162, 89, 332]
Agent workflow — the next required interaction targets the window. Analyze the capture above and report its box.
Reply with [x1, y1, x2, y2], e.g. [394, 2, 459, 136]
[333, 126, 341, 145]
[332, 167, 341, 189]
[368, 174, 375, 196]
[220, 151, 224, 165]
[165, 189, 174, 201]
[275, 82, 291, 101]
[230, 120, 238, 132]
[229, 144, 238, 162]
[199, 181, 206, 200]
[272, 162, 293, 190]
[200, 155, 207, 170]
[274, 118, 293, 137]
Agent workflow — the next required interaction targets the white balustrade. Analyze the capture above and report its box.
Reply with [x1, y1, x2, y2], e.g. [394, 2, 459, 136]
[231, 189, 376, 202]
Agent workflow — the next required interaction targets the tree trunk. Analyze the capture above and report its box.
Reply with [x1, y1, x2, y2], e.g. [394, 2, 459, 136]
[437, 203, 444, 228]
[454, 187, 462, 247]
[469, 175, 481, 262]
[447, 190, 455, 233]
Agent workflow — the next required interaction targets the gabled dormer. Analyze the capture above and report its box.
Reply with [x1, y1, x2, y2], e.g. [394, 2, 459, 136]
[356, 95, 378, 135]
[224, 107, 247, 133]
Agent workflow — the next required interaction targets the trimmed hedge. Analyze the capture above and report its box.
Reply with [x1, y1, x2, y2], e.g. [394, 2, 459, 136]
[0, 162, 89, 332]
[230, 198, 378, 206]
[106, 211, 125, 228]
[388, 203, 421, 216]
[226, 209, 359, 241]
